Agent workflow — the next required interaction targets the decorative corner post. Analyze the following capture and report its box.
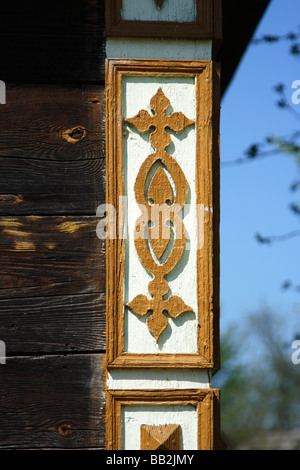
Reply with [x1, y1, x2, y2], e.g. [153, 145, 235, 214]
[104, 0, 222, 450]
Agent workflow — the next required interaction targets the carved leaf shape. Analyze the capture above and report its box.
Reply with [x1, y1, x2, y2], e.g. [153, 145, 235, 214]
[167, 112, 194, 133]
[127, 295, 151, 317]
[147, 310, 168, 343]
[126, 109, 153, 134]
[165, 295, 193, 319]
[150, 87, 170, 115]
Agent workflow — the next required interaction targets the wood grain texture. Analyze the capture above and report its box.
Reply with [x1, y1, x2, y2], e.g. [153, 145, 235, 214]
[0, 354, 105, 449]
[0, 85, 105, 161]
[0, 0, 105, 81]
[0, 85, 105, 214]
[0, 293, 105, 354]
[0, 0, 107, 451]
[0, 157, 105, 216]
[0, 216, 105, 299]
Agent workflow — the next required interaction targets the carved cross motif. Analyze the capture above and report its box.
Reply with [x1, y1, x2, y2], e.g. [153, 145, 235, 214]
[126, 88, 194, 342]
[126, 88, 194, 155]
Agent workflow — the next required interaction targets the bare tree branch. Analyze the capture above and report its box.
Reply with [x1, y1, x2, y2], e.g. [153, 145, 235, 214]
[255, 230, 300, 244]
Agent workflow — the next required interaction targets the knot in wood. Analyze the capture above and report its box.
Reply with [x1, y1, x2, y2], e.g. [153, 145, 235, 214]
[62, 126, 87, 143]
[56, 422, 73, 437]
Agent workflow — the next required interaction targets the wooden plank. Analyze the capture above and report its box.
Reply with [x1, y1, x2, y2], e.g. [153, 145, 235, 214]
[0, 354, 105, 449]
[0, 157, 105, 216]
[0, 216, 105, 299]
[0, 85, 105, 160]
[0, 84, 105, 215]
[0, 293, 105, 354]
[0, 0, 105, 82]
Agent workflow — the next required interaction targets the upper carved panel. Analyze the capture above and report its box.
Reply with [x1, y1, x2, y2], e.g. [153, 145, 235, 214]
[105, 0, 222, 41]
[126, 88, 194, 342]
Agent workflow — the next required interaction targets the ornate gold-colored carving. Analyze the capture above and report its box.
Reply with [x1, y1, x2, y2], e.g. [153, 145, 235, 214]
[126, 88, 194, 342]
[141, 424, 181, 450]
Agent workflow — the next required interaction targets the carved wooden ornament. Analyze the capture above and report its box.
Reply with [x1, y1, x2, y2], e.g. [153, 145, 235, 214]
[106, 389, 220, 450]
[105, 59, 220, 369]
[126, 88, 194, 342]
[141, 424, 181, 450]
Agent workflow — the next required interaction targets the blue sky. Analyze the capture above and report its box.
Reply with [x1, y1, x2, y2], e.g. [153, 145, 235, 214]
[220, 0, 300, 341]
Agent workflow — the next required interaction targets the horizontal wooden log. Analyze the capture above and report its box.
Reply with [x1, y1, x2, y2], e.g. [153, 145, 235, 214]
[0, 354, 105, 449]
[0, 157, 105, 216]
[0, 85, 105, 160]
[0, 0, 105, 81]
[0, 216, 105, 299]
[0, 293, 105, 354]
[0, 84, 105, 215]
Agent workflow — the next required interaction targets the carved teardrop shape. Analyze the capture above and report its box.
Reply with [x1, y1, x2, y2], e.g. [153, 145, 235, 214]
[148, 166, 173, 205]
[147, 167, 173, 260]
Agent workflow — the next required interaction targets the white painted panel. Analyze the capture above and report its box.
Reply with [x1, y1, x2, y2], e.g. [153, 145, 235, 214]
[121, 0, 197, 22]
[123, 75, 198, 354]
[107, 369, 210, 390]
[122, 404, 198, 450]
[106, 38, 212, 60]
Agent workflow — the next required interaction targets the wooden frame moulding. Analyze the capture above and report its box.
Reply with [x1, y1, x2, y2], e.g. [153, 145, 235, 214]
[106, 389, 221, 450]
[105, 0, 222, 42]
[105, 58, 220, 370]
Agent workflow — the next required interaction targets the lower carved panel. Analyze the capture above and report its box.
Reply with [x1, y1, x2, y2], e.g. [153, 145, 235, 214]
[106, 389, 220, 450]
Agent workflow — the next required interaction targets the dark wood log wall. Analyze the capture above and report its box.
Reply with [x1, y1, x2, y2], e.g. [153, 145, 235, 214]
[0, 0, 106, 449]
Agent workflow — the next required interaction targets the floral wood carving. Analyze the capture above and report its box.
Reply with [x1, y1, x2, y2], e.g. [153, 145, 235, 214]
[126, 88, 194, 342]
